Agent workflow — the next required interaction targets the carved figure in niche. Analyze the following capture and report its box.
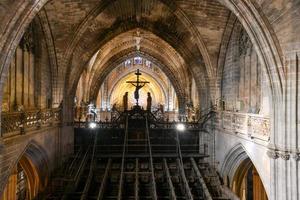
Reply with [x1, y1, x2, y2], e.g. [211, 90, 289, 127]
[2, 103, 9, 112]
[147, 92, 152, 111]
[17, 104, 24, 112]
[159, 104, 164, 113]
[110, 103, 118, 122]
[186, 102, 196, 122]
[123, 92, 128, 111]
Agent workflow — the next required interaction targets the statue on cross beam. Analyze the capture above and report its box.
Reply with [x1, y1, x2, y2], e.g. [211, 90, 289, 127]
[126, 69, 149, 106]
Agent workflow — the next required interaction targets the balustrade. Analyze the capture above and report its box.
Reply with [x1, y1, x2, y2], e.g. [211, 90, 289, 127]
[216, 111, 270, 141]
[1, 108, 61, 137]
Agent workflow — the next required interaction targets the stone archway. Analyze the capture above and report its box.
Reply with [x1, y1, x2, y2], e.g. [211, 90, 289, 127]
[0, 143, 49, 200]
[231, 158, 268, 200]
[0, 0, 285, 120]
[221, 144, 269, 200]
[0, 0, 285, 100]
[106, 70, 169, 109]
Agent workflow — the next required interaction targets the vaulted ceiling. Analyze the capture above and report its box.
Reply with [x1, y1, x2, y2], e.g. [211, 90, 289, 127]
[37, 0, 232, 109]
[0, 0, 287, 114]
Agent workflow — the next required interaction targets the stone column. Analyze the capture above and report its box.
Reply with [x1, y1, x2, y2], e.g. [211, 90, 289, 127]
[23, 49, 29, 108]
[10, 54, 16, 111]
[15, 47, 23, 107]
[28, 52, 34, 108]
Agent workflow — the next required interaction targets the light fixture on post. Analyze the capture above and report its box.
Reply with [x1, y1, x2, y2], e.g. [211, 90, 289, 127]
[176, 123, 185, 132]
[89, 122, 97, 129]
[175, 122, 185, 158]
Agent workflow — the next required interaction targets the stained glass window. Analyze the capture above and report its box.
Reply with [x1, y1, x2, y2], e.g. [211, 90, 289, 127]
[16, 164, 27, 200]
[134, 57, 142, 65]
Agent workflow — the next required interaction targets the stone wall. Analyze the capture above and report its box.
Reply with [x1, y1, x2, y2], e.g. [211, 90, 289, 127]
[214, 1, 300, 199]
[214, 130, 270, 197]
[216, 18, 273, 198]
[221, 20, 270, 115]
[0, 0, 300, 199]
[1, 18, 52, 111]
[258, 2, 300, 199]
[0, 126, 74, 197]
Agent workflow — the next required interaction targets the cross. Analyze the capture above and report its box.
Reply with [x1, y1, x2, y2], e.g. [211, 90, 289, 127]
[126, 69, 149, 105]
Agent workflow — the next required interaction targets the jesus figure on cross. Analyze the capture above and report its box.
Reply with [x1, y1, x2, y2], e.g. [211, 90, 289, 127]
[126, 69, 149, 106]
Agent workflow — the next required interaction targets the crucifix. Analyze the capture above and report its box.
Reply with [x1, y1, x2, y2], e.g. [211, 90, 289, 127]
[126, 69, 149, 106]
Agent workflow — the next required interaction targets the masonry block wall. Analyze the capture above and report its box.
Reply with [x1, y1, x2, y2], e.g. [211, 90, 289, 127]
[258, 1, 300, 199]
[214, 1, 300, 200]
[1, 19, 52, 111]
[213, 19, 273, 196]
[0, 8, 74, 198]
[221, 21, 270, 115]
[0, 0, 300, 199]
[0, 126, 74, 197]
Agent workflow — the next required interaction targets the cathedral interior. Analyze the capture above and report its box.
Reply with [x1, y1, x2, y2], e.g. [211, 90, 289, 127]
[0, 0, 299, 200]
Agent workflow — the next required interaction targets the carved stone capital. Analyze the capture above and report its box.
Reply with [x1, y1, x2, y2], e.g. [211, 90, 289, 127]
[293, 153, 300, 161]
[279, 151, 290, 160]
[267, 149, 279, 159]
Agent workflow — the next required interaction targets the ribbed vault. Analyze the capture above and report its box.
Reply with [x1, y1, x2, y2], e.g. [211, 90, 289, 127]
[1, 0, 296, 198]
[0, 0, 286, 133]
[69, 26, 201, 112]
[84, 29, 189, 101]
[54, 0, 213, 110]
[0, 0, 284, 109]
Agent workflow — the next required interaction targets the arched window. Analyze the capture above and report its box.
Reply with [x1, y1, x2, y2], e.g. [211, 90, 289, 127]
[134, 57, 142, 65]
[125, 59, 131, 67]
[145, 60, 152, 68]
[16, 163, 28, 200]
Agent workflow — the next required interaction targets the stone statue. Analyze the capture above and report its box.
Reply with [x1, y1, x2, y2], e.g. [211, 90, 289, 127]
[123, 92, 128, 111]
[147, 92, 152, 111]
